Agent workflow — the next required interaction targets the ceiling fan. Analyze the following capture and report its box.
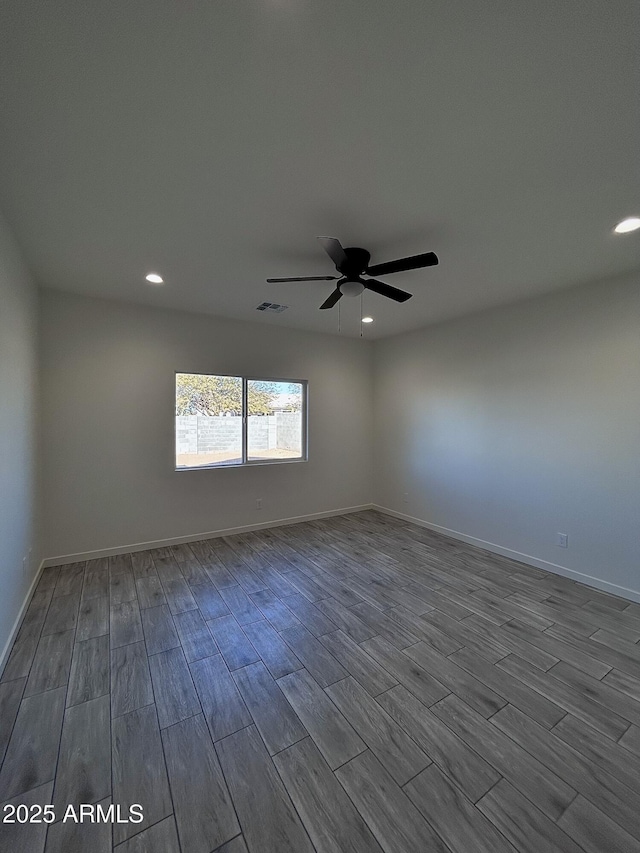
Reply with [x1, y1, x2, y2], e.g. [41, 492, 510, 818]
[267, 237, 439, 309]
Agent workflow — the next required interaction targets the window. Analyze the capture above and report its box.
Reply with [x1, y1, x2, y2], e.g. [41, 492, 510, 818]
[175, 373, 307, 469]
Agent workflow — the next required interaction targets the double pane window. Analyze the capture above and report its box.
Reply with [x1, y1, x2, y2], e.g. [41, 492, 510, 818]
[176, 373, 306, 469]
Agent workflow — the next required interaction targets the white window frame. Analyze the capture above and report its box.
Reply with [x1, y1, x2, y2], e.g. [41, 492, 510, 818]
[175, 372, 308, 470]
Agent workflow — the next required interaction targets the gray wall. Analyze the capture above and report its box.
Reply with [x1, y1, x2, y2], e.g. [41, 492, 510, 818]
[39, 291, 373, 559]
[0, 211, 39, 661]
[374, 272, 640, 601]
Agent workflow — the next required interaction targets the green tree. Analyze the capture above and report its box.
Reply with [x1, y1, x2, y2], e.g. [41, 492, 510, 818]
[176, 374, 241, 415]
[175, 374, 276, 416]
[248, 381, 277, 415]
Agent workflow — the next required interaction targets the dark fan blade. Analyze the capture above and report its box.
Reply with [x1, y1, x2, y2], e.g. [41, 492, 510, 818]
[364, 278, 412, 302]
[317, 237, 348, 269]
[266, 276, 338, 282]
[366, 251, 438, 276]
[319, 288, 343, 310]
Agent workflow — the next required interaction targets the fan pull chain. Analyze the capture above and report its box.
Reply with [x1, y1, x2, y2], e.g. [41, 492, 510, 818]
[338, 297, 341, 333]
[360, 291, 363, 337]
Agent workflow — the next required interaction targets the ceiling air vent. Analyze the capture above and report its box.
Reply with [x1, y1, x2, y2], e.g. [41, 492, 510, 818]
[256, 302, 288, 313]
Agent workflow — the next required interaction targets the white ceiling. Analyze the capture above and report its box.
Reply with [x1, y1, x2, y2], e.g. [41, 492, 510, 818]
[0, 0, 638, 338]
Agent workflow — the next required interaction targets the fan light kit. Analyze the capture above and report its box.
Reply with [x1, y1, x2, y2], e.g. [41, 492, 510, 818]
[340, 280, 365, 297]
[614, 217, 640, 234]
[145, 273, 164, 284]
[267, 236, 438, 310]
[362, 316, 374, 324]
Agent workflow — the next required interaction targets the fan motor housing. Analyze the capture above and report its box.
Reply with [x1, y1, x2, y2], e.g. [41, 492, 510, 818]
[338, 247, 370, 277]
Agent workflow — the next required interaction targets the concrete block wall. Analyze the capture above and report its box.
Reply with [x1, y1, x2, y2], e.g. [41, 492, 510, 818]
[176, 416, 198, 454]
[197, 416, 242, 452]
[275, 412, 302, 450]
[176, 413, 302, 454]
[176, 415, 241, 454]
[248, 416, 270, 450]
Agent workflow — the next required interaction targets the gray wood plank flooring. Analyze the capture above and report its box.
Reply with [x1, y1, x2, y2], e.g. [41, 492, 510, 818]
[141, 605, 180, 656]
[148, 647, 200, 729]
[110, 641, 153, 718]
[335, 750, 449, 853]
[242, 619, 302, 679]
[113, 816, 179, 853]
[207, 615, 260, 671]
[172, 609, 218, 663]
[279, 624, 347, 687]
[52, 694, 111, 812]
[232, 661, 306, 755]
[277, 669, 366, 769]
[0, 687, 66, 801]
[273, 737, 383, 853]
[361, 634, 451, 706]
[476, 778, 585, 853]
[24, 629, 74, 697]
[77, 595, 109, 642]
[2, 510, 640, 852]
[1, 590, 54, 681]
[189, 654, 252, 742]
[216, 725, 314, 853]
[404, 763, 517, 853]
[45, 796, 112, 853]
[112, 704, 172, 844]
[0, 677, 25, 766]
[376, 684, 500, 801]
[110, 600, 143, 648]
[162, 714, 239, 853]
[326, 675, 431, 784]
[0, 781, 54, 853]
[67, 634, 110, 707]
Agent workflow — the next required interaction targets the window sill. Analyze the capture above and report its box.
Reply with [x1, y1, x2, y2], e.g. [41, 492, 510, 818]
[175, 457, 308, 472]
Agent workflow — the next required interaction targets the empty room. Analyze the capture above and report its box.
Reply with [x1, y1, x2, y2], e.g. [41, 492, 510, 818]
[1, 2, 639, 852]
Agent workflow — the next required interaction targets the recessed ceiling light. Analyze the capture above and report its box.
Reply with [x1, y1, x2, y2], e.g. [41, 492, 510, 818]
[614, 217, 640, 234]
[362, 316, 374, 324]
[145, 273, 164, 284]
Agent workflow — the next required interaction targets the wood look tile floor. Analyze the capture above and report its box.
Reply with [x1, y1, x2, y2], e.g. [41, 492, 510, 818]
[2, 510, 640, 853]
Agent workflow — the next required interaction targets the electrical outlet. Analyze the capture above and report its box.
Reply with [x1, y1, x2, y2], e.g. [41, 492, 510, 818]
[256, 498, 262, 510]
[555, 532, 568, 548]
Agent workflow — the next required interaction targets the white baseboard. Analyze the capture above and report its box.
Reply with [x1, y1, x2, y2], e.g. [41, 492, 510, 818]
[42, 504, 375, 567]
[0, 559, 46, 676]
[373, 505, 640, 604]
